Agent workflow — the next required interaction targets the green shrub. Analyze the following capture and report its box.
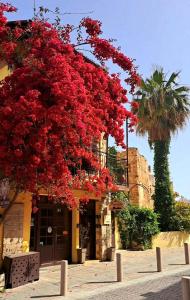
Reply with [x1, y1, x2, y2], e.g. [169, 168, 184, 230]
[111, 191, 128, 206]
[160, 201, 190, 232]
[174, 201, 190, 232]
[117, 205, 160, 250]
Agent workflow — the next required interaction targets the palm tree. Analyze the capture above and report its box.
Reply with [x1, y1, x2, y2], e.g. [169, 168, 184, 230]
[133, 68, 190, 231]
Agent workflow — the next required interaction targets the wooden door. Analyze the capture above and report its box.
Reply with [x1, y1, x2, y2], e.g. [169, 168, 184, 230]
[53, 205, 72, 262]
[38, 206, 54, 264]
[30, 197, 72, 264]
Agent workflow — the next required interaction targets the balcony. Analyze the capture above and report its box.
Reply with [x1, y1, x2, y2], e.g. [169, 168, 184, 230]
[93, 146, 129, 189]
[70, 143, 129, 190]
[106, 151, 129, 191]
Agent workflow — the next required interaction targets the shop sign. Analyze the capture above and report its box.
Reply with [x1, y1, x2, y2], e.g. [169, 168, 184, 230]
[104, 214, 111, 225]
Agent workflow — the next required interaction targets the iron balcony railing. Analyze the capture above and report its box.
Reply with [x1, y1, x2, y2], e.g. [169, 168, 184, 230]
[106, 151, 128, 187]
[70, 147, 128, 187]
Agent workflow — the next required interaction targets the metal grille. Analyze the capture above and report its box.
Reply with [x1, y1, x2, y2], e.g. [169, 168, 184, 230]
[70, 145, 128, 187]
[3, 252, 40, 288]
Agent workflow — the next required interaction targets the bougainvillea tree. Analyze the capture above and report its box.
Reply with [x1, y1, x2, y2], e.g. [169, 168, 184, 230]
[0, 3, 140, 208]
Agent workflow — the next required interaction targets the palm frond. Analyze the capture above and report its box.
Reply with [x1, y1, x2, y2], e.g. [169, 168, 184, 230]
[133, 68, 190, 142]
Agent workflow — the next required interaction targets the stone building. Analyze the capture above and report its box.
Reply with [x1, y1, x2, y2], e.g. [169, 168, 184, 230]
[119, 148, 154, 209]
[128, 147, 154, 208]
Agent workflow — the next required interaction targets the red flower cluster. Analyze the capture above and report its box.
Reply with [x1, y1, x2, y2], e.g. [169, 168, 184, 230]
[81, 18, 102, 36]
[131, 101, 139, 109]
[87, 37, 140, 93]
[0, 4, 140, 207]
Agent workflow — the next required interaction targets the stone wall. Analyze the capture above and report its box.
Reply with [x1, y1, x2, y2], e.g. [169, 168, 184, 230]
[128, 148, 154, 208]
[95, 198, 112, 261]
[152, 231, 190, 248]
[3, 203, 24, 257]
[115, 217, 122, 250]
[119, 148, 154, 209]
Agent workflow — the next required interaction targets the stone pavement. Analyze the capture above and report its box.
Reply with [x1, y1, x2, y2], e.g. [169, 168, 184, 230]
[86, 270, 187, 300]
[0, 247, 190, 300]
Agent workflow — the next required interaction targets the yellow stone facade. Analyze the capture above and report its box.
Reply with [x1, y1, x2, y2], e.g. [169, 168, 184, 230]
[118, 148, 154, 208]
[152, 231, 190, 248]
[0, 61, 11, 81]
[0, 192, 32, 264]
[0, 192, 113, 265]
[71, 190, 113, 263]
[127, 148, 154, 208]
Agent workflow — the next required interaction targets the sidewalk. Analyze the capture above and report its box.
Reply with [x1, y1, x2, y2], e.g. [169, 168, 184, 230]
[1, 247, 190, 300]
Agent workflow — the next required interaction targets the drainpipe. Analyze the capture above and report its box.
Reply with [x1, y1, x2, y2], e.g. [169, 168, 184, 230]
[126, 118, 129, 187]
[126, 118, 130, 203]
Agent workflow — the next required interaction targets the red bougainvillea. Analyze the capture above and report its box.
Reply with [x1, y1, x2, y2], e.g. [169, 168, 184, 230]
[0, 3, 140, 207]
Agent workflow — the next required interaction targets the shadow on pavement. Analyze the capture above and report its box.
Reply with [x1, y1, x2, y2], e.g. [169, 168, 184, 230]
[169, 263, 186, 266]
[142, 281, 181, 300]
[31, 295, 60, 298]
[138, 271, 157, 274]
[85, 281, 116, 284]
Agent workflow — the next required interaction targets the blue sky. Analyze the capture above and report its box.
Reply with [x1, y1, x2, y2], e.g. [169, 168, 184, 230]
[6, 0, 190, 198]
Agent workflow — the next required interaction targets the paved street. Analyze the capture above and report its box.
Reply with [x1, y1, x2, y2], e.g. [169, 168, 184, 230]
[0, 247, 190, 300]
[86, 271, 186, 300]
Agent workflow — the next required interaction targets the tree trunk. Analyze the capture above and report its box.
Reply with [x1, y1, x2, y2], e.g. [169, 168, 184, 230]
[154, 140, 175, 231]
[0, 188, 19, 225]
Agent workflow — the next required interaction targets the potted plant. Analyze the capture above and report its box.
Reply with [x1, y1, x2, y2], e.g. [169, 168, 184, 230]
[77, 223, 90, 264]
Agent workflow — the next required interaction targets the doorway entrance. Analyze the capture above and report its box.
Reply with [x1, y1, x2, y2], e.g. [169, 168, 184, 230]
[30, 197, 72, 264]
[79, 200, 96, 259]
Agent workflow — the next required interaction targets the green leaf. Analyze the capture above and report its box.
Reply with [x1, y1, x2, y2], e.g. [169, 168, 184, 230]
[165, 72, 180, 88]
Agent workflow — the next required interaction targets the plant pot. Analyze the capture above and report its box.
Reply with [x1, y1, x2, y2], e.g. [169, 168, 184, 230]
[107, 247, 115, 261]
[77, 248, 87, 264]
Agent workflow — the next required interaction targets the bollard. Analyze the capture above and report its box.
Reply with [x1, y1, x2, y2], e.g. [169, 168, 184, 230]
[116, 253, 123, 282]
[156, 247, 162, 272]
[182, 276, 190, 300]
[184, 243, 190, 265]
[60, 260, 68, 296]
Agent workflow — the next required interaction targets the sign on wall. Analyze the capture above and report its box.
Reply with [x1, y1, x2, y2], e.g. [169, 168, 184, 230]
[103, 214, 111, 225]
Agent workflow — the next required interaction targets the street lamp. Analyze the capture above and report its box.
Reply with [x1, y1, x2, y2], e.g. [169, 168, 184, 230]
[126, 117, 129, 187]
